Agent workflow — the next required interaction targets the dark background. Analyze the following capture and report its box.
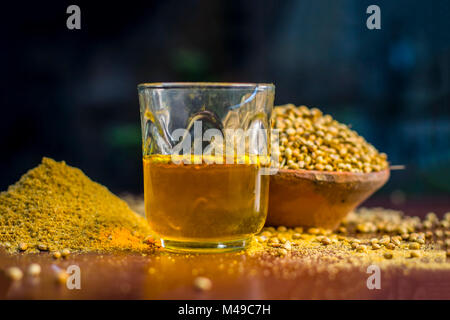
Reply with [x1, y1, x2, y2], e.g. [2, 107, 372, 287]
[1, 0, 449, 213]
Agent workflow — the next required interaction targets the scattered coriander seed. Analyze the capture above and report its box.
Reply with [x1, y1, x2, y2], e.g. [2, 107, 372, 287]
[357, 245, 367, 252]
[384, 252, 393, 259]
[61, 249, 71, 258]
[307, 228, 320, 235]
[38, 244, 48, 251]
[372, 243, 381, 250]
[56, 271, 69, 285]
[409, 242, 420, 250]
[410, 251, 420, 258]
[52, 251, 62, 259]
[6, 267, 23, 281]
[261, 231, 272, 237]
[194, 276, 212, 291]
[269, 238, 280, 244]
[386, 243, 396, 250]
[278, 237, 288, 244]
[283, 242, 292, 250]
[18, 242, 28, 251]
[292, 233, 302, 240]
[338, 227, 347, 234]
[27, 263, 41, 277]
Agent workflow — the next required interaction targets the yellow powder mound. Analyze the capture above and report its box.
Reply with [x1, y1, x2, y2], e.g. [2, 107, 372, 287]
[0, 157, 154, 253]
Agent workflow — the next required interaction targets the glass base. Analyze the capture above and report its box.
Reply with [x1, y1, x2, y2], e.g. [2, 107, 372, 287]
[160, 237, 251, 253]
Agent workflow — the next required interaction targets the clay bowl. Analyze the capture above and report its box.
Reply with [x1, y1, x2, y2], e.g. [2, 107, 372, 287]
[267, 168, 390, 230]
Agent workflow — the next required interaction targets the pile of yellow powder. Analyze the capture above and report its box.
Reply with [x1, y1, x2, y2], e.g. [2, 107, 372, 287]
[0, 157, 153, 253]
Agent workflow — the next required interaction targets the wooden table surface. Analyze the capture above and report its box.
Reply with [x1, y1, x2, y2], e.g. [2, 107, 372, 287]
[1, 249, 449, 299]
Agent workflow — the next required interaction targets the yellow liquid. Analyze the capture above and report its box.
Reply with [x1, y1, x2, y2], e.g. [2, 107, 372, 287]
[143, 155, 269, 244]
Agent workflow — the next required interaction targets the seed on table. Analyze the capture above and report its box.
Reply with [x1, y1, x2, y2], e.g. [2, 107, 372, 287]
[356, 224, 370, 233]
[18, 242, 28, 251]
[278, 249, 288, 256]
[379, 237, 390, 245]
[292, 233, 302, 240]
[52, 251, 62, 259]
[38, 244, 48, 251]
[277, 226, 287, 232]
[307, 228, 320, 235]
[194, 276, 212, 291]
[386, 243, 396, 250]
[410, 251, 420, 258]
[384, 252, 393, 259]
[372, 243, 381, 250]
[61, 249, 71, 258]
[269, 238, 280, 244]
[409, 234, 418, 242]
[294, 227, 303, 233]
[278, 237, 288, 244]
[6, 267, 23, 281]
[392, 238, 401, 246]
[338, 227, 347, 234]
[283, 242, 292, 250]
[321, 237, 331, 245]
[351, 242, 360, 249]
[409, 242, 420, 250]
[27, 263, 41, 277]
[56, 271, 69, 285]
[357, 245, 367, 252]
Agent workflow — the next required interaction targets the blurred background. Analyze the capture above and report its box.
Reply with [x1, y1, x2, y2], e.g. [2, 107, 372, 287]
[1, 0, 449, 215]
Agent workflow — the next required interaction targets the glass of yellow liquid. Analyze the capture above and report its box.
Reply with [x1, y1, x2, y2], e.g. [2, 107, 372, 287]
[138, 83, 275, 252]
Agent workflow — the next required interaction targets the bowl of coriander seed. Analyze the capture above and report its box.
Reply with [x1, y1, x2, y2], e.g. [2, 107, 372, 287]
[268, 104, 390, 230]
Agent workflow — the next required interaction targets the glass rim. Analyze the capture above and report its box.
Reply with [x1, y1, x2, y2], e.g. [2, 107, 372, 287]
[137, 82, 275, 90]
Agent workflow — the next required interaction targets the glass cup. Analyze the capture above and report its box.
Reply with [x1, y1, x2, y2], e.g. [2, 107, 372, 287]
[138, 82, 275, 252]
